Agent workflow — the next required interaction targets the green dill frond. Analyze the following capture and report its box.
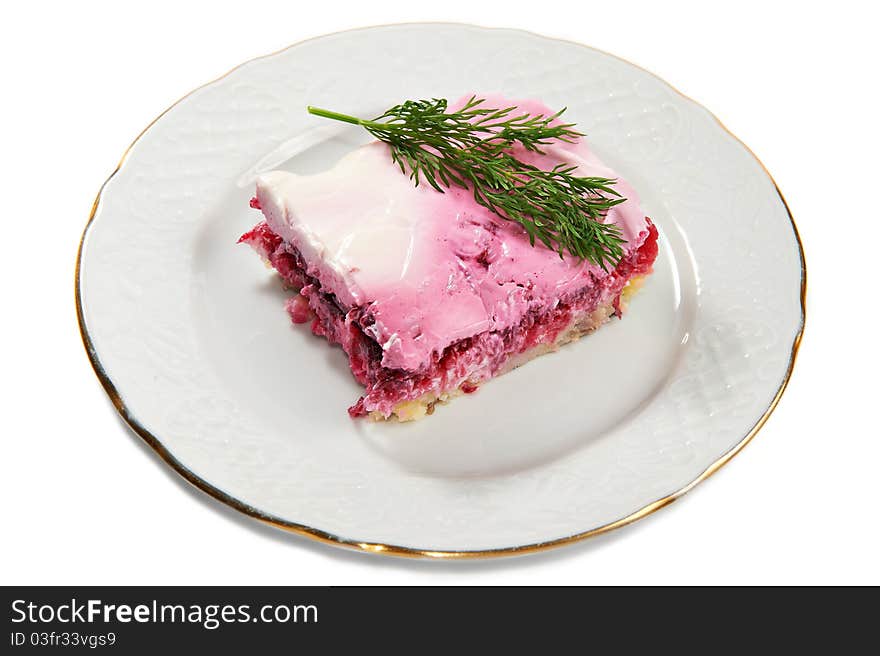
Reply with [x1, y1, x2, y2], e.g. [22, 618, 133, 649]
[307, 97, 626, 268]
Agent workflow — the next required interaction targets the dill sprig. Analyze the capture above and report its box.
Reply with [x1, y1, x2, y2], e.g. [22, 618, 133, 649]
[307, 97, 626, 268]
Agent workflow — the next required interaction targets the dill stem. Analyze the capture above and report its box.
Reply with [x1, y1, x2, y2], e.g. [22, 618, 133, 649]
[307, 106, 366, 126]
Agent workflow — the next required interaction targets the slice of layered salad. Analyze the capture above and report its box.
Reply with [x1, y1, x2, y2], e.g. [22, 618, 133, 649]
[240, 95, 658, 420]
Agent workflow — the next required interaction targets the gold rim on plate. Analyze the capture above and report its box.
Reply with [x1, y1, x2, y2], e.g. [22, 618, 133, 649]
[75, 23, 807, 559]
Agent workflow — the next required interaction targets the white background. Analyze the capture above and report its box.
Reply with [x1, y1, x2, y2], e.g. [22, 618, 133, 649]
[2, 1, 877, 585]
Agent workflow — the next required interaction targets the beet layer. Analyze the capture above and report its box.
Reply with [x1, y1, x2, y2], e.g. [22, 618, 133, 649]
[240, 220, 659, 418]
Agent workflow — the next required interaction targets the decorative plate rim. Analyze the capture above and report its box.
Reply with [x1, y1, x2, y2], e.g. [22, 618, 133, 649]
[75, 22, 806, 559]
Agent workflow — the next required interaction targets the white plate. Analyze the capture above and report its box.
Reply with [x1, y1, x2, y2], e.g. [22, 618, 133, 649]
[77, 23, 805, 557]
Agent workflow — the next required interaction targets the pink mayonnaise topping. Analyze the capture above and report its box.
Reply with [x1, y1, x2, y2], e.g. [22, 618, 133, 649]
[255, 95, 650, 372]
